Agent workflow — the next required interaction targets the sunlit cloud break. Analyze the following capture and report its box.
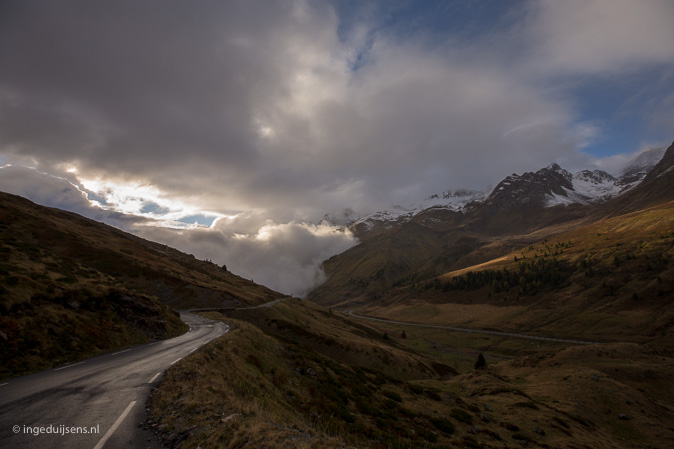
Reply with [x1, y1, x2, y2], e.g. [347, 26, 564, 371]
[78, 177, 225, 229]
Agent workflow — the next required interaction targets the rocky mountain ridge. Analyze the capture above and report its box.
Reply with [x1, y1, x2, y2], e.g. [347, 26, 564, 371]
[323, 146, 665, 240]
[309, 142, 673, 307]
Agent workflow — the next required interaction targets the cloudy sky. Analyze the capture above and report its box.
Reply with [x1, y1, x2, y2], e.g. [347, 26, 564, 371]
[1, 0, 673, 295]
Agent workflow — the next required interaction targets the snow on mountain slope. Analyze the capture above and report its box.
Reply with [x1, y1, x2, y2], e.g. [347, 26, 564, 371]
[351, 189, 487, 231]
[545, 169, 622, 206]
[328, 146, 666, 232]
[546, 147, 666, 207]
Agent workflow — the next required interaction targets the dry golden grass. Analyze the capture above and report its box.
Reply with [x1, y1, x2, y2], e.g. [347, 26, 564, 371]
[361, 201, 674, 345]
[223, 298, 456, 380]
[0, 191, 281, 310]
[150, 303, 674, 448]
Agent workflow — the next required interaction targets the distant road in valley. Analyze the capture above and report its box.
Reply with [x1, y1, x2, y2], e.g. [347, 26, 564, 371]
[0, 312, 228, 449]
[345, 311, 601, 345]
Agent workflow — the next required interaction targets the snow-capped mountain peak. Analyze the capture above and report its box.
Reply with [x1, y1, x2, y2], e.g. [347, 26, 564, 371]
[324, 145, 666, 237]
[349, 188, 487, 234]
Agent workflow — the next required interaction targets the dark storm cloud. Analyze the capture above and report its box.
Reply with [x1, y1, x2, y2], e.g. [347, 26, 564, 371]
[3, 0, 673, 216]
[0, 1, 330, 198]
[0, 0, 562, 214]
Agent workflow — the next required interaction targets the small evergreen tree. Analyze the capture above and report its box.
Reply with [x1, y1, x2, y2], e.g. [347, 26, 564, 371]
[383, 333, 389, 341]
[475, 353, 487, 369]
[401, 330, 407, 339]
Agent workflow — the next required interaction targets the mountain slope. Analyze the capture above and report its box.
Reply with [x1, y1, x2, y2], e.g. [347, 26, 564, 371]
[362, 199, 674, 344]
[596, 142, 674, 217]
[0, 191, 282, 378]
[309, 142, 673, 308]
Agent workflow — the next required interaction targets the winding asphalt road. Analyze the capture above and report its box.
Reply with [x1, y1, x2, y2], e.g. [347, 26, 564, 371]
[345, 311, 601, 345]
[0, 312, 228, 449]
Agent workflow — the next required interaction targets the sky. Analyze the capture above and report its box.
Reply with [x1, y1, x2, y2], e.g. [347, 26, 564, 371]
[1, 0, 673, 295]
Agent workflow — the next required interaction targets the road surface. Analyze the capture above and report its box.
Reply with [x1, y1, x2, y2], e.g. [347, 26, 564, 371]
[345, 311, 601, 345]
[0, 312, 228, 449]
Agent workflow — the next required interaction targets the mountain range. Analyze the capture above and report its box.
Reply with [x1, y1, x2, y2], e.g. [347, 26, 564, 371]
[322, 146, 665, 237]
[309, 144, 672, 307]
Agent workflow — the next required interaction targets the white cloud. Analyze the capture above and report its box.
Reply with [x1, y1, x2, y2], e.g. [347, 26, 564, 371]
[591, 142, 668, 175]
[525, 0, 674, 75]
[135, 218, 357, 296]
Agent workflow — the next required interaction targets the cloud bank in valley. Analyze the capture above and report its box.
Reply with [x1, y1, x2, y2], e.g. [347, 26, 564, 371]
[0, 164, 356, 295]
[0, 0, 673, 294]
[137, 218, 357, 297]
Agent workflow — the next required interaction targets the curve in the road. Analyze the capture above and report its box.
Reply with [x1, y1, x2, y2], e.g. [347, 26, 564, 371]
[0, 312, 228, 449]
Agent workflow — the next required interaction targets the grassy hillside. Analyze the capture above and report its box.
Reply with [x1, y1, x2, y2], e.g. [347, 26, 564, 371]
[311, 222, 457, 306]
[361, 201, 674, 344]
[0, 192, 279, 309]
[0, 191, 282, 378]
[223, 298, 455, 380]
[148, 300, 458, 449]
[149, 303, 674, 448]
[310, 200, 594, 308]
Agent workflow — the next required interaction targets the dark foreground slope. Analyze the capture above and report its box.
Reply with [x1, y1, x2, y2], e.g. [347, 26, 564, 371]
[0, 191, 281, 378]
[148, 299, 458, 449]
[148, 300, 674, 449]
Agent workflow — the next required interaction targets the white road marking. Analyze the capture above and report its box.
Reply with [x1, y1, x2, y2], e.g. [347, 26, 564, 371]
[170, 358, 182, 365]
[111, 348, 132, 356]
[93, 400, 136, 449]
[54, 361, 85, 371]
[148, 373, 161, 384]
[0, 383, 8, 387]
[189, 348, 197, 354]
[148, 342, 160, 346]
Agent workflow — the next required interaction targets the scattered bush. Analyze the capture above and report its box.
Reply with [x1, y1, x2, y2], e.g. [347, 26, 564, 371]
[450, 408, 473, 424]
[475, 353, 487, 369]
[431, 417, 455, 434]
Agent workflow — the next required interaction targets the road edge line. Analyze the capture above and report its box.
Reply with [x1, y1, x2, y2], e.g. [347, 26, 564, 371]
[93, 400, 136, 449]
[54, 361, 85, 371]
